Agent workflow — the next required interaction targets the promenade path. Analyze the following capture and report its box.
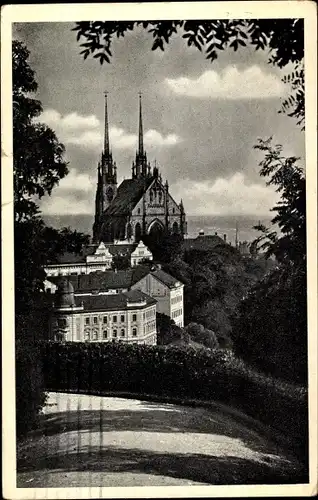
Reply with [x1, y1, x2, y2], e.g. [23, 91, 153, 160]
[17, 392, 305, 487]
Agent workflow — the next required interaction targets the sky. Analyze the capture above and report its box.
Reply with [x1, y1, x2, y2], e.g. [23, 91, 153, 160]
[14, 21, 305, 219]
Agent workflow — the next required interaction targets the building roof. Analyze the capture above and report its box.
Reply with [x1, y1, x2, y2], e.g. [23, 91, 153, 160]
[75, 289, 156, 312]
[183, 234, 227, 251]
[103, 177, 154, 216]
[150, 269, 183, 289]
[48, 265, 183, 292]
[49, 266, 150, 292]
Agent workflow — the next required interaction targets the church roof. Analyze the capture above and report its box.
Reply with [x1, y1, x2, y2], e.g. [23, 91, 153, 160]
[104, 177, 154, 216]
[76, 289, 156, 312]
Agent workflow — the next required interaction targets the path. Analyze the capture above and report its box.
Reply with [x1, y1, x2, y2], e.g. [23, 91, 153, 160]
[17, 392, 305, 487]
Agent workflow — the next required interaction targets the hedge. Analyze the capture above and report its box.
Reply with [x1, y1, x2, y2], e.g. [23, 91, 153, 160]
[40, 341, 308, 464]
[16, 339, 47, 438]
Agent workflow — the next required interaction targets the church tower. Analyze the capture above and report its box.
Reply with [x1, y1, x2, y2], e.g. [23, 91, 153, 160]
[93, 93, 117, 243]
[132, 94, 151, 180]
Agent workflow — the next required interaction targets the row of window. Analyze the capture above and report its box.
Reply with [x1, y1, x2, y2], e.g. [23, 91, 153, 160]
[84, 313, 138, 326]
[144, 321, 156, 334]
[144, 308, 155, 319]
[171, 308, 183, 319]
[171, 295, 183, 305]
[84, 327, 138, 340]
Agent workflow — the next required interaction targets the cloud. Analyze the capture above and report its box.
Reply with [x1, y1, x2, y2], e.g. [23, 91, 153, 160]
[38, 109, 181, 151]
[66, 130, 102, 148]
[39, 168, 95, 215]
[144, 130, 182, 147]
[171, 172, 279, 216]
[40, 109, 100, 130]
[165, 66, 287, 99]
[110, 127, 137, 149]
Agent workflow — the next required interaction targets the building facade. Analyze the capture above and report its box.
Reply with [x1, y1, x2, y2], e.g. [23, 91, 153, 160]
[46, 265, 184, 327]
[93, 94, 187, 244]
[44, 240, 153, 277]
[49, 279, 157, 345]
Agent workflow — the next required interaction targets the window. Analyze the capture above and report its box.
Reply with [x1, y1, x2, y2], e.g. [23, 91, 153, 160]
[113, 329, 117, 338]
[113, 315, 117, 323]
[132, 327, 137, 337]
[121, 329, 125, 337]
[103, 330, 108, 339]
[85, 330, 90, 341]
[85, 317, 90, 325]
[132, 314, 137, 322]
[121, 315, 125, 323]
[137, 208, 141, 215]
[103, 316, 107, 324]
[57, 318, 67, 328]
[93, 317, 98, 324]
[93, 330, 98, 340]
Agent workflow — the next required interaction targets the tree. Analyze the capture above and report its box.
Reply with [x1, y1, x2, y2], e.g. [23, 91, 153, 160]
[111, 253, 130, 270]
[184, 322, 219, 349]
[13, 41, 87, 437]
[72, 19, 304, 127]
[143, 230, 183, 263]
[231, 140, 307, 383]
[13, 41, 68, 222]
[252, 138, 306, 265]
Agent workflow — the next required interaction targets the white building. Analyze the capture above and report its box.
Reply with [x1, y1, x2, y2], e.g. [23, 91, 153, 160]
[49, 279, 157, 345]
[44, 240, 153, 277]
[131, 269, 184, 327]
[46, 265, 184, 327]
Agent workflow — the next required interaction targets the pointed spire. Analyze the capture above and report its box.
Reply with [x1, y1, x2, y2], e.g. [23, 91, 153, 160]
[104, 91, 110, 155]
[138, 92, 144, 156]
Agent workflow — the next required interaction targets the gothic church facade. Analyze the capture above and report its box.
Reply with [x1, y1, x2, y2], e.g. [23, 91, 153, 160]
[93, 94, 187, 244]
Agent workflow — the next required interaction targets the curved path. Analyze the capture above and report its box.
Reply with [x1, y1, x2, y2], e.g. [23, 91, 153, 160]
[17, 392, 305, 487]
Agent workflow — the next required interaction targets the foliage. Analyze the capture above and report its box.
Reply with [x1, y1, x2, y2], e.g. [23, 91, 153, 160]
[232, 259, 307, 384]
[156, 312, 187, 345]
[13, 40, 89, 437]
[41, 341, 308, 463]
[232, 139, 307, 384]
[13, 41, 68, 222]
[252, 138, 306, 265]
[143, 231, 183, 263]
[111, 253, 130, 270]
[16, 339, 47, 438]
[184, 322, 219, 349]
[164, 245, 265, 342]
[72, 19, 304, 126]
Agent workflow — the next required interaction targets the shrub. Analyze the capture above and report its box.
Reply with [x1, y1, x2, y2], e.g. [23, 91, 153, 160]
[16, 338, 47, 438]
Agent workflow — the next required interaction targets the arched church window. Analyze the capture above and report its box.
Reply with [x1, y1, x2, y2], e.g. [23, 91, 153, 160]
[172, 222, 179, 234]
[173, 208, 175, 214]
[137, 208, 141, 215]
[158, 191, 162, 204]
[150, 190, 153, 203]
[135, 223, 142, 242]
[126, 223, 133, 240]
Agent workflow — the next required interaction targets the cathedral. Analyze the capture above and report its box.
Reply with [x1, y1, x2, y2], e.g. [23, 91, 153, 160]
[93, 94, 187, 244]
